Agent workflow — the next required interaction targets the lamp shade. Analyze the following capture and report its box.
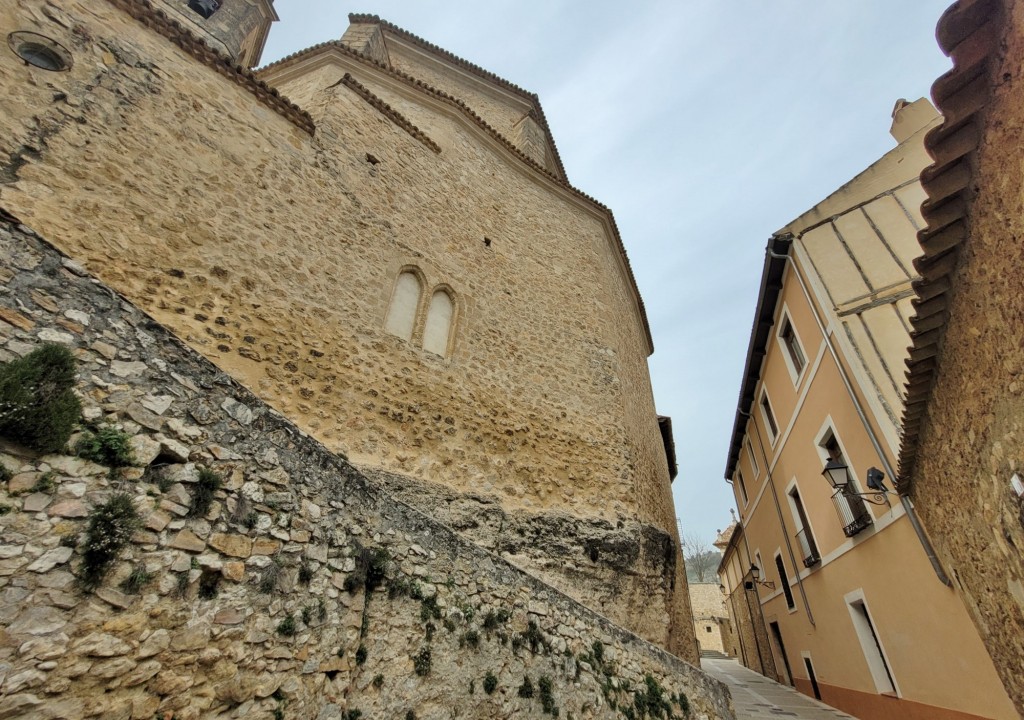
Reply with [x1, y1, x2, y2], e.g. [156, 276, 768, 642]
[822, 459, 850, 490]
[750, 563, 761, 581]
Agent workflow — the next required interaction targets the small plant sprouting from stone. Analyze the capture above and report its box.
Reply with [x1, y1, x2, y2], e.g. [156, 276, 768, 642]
[518, 675, 534, 698]
[388, 575, 421, 600]
[372, 674, 384, 689]
[317, 599, 327, 621]
[301, 605, 312, 625]
[483, 671, 498, 695]
[276, 613, 296, 637]
[344, 544, 390, 594]
[424, 622, 435, 642]
[198, 570, 220, 599]
[175, 571, 190, 598]
[460, 629, 480, 650]
[259, 557, 282, 593]
[419, 596, 441, 623]
[405, 712, 416, 720]
[79, 492, 140, 591]
[518, 620, 548, 655]
[0, 464, 11, 484]
[76, 426, 135, 468]
[244, 511, 259, 529]
[469, 679, 475, 695]
[189, 467, 221, 517]
[413, 646, 431, 676]
[119, 563, 153, 594]
[592, 639, 605, 667]
[355, 644, 367, 665]
[538, 675, 557, 715]
[482, 608, 511, 633]
[29, 471, 56, 494]
[298, 560, 314, 585]
[342, 711, 362, 720]
[0, 343, 81, 454]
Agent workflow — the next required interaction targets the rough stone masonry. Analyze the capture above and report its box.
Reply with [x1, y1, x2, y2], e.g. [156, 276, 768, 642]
[0, 220, 732, 719]
[0, 0, 694, 657]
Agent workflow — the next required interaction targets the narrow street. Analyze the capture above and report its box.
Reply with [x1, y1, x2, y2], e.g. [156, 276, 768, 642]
[701, 658, 859, 720]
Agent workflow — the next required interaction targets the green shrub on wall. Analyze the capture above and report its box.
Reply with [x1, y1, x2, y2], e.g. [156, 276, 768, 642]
[0, 344, 81, 453]
[80, 493, 140, 591]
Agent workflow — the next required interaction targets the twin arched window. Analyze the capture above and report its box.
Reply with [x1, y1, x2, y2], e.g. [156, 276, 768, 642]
[384, 270, 456, 357]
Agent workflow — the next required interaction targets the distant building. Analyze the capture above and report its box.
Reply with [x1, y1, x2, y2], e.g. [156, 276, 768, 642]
[688, 582, 733, 657]
[719, 98, 1017, 720]
[898, 0, 1024, 715]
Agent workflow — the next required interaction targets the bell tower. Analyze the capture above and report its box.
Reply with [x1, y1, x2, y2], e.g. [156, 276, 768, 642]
[152, 0, 278, 68]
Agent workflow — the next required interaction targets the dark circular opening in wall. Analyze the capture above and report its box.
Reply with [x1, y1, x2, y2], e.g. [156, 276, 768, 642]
[7, 32, 72, 72]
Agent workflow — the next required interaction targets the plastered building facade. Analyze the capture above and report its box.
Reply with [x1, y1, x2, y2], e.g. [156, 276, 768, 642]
[719, 98, 1018, 720]
[0, 0, 693, 659]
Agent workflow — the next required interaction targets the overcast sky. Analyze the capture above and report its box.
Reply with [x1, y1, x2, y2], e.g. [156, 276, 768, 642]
[262, 1, 954, 547]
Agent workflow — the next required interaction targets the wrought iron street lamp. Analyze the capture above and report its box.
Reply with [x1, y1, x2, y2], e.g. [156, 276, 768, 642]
[821, 460, 892, 506]
[748, 563, 775, 590]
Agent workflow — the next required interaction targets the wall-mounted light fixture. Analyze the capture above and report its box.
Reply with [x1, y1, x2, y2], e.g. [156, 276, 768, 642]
[747, 563, 775, 590]
[822, 460, 892, 506]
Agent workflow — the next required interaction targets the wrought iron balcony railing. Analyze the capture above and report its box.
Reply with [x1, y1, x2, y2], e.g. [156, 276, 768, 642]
[832, 491, 873, 537]
[795, 527, 820, 567]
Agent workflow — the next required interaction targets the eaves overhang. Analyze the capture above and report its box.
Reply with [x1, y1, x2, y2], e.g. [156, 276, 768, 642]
[723, 234, 793, 481]
[896, 0, 1001, 490]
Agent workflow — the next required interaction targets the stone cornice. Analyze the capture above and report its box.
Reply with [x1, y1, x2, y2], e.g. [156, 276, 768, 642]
[104, 0, 314, 133]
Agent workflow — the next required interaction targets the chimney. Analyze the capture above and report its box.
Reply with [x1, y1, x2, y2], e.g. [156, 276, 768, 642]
[889, 97, 941, 144]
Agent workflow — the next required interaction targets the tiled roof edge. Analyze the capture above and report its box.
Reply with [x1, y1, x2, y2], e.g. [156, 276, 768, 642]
[896, 0, 1002, 488]
[258, 40, 654, 354]
[104, 0, 314, 134]
[344, 13, 569, 182]
[338, 73, 441, 153]
[723, 235, 793, 481]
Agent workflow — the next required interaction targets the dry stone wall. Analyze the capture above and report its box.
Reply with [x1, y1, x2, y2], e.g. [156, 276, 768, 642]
[0, 0, 691, 656]
[0, 220, 731, 720]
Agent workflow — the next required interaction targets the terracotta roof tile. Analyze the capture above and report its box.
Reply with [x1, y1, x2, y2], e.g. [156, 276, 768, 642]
[896, 0, 1002, 488]
[345, 13, 569, 182]
[105, 0, 314, 134]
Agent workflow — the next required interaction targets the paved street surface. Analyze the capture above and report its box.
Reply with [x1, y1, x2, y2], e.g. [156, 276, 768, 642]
[701, 658, 859, 720]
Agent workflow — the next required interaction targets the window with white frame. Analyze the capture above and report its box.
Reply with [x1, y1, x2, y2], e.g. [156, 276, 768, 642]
[788, 483, 820, 567]
[746, 438, 759, 477]
[818, 427, 873, 537]
[777, 311, 807, 382]
[775, 552, 796, 610]
[760, 391, 779, 444]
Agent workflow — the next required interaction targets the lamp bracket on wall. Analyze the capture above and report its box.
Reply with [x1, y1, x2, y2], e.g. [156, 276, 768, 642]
[823, 462, 893, 506]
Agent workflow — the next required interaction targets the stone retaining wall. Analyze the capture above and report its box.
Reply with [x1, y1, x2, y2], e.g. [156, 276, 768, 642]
[0, 220, 732, 719]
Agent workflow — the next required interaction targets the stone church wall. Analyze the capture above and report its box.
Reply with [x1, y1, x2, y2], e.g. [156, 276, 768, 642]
[0, 1, 692, 655]
[0, 220, 731, 719]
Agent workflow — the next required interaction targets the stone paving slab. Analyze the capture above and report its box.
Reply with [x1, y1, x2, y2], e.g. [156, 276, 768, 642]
[701, 658, 860, 720]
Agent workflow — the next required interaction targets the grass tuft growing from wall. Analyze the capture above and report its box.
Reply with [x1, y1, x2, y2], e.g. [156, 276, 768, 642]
[0, 344, 81, 453]
[79, 492, 139, 590]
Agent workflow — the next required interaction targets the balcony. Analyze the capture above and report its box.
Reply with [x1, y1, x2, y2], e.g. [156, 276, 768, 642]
[832, 492, 873, 537]
[795, 528, 820, 567]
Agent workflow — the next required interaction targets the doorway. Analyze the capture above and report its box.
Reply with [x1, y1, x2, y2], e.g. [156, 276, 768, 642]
[769, 621, 793, 686]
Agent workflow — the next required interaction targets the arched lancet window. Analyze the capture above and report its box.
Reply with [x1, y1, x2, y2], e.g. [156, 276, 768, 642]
[422, 289, 454, 357]
[384, 271, 422, 341]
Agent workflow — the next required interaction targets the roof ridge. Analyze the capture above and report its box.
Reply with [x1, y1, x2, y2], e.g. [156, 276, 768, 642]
[344, 13, 568, 182]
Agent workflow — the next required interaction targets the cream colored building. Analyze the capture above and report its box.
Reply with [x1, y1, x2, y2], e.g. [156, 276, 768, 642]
[689, 583, 732, 656]
[719, 99, 1018, 720]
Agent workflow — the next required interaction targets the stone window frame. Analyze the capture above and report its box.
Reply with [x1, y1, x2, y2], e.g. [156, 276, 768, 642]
[383, 264, 460, 359]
